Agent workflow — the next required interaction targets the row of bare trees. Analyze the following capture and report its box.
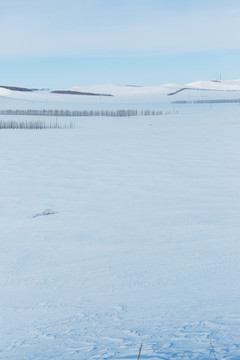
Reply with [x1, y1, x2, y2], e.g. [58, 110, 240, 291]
[0, 109, 178, 117]
[0, 120, 74, 129]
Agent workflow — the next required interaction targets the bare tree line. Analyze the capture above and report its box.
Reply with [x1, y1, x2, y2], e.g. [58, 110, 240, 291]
[0, 120, 74, 129]
[172, 99, 240, 104]
[0, 109, 178, 117]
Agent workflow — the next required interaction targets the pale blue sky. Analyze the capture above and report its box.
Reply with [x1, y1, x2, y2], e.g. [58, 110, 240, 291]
[1, 0, 240, 88]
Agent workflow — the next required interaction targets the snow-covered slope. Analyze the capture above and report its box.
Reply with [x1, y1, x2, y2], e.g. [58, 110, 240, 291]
[1, 79, 240, 111]
[1, 79, 240, 109]
[70, 83, 179, 96]
[186, 79, 240, 91]
[70, 79, 240, 95]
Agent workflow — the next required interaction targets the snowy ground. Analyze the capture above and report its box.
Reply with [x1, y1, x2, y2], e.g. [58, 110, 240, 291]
[0, 102, 240, 360]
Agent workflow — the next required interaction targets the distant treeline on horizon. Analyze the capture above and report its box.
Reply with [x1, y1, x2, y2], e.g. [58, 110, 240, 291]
[172, 99, 240, 104]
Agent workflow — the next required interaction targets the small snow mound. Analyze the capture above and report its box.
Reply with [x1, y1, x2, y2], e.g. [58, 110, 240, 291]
[32, 209, 58, 218]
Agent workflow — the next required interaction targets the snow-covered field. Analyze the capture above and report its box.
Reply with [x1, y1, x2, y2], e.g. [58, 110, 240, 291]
[1, 84, 240, 360]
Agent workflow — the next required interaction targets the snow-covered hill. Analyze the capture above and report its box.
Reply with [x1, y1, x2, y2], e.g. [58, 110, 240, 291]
[186, 79, 240, 91]
[70, 83, 179, 96]
[70, 79, 240, 95]
[1, 79, 240, 107]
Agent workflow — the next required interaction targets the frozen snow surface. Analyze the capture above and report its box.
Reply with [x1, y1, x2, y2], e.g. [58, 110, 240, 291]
[1, 82, 240, 360]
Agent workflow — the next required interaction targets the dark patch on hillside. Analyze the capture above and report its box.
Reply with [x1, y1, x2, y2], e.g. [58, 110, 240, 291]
[0, 85, 33, 92]
[51, 90, 113, 96]
[167, 87, 192, 96]
[167, 87, 232, 96]
[125, 85, 144, 87]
